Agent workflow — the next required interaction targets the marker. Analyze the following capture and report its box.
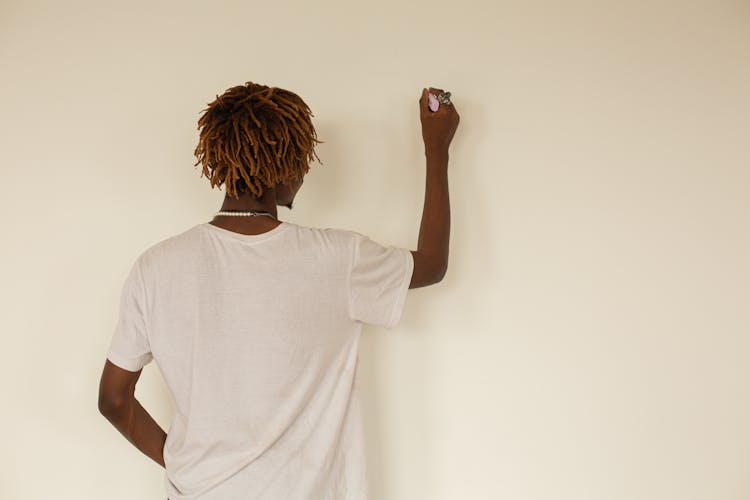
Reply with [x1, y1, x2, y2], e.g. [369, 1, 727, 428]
[428, 91, 440, 112]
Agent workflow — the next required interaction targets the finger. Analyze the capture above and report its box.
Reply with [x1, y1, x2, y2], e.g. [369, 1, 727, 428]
[419, 87, 430, 114]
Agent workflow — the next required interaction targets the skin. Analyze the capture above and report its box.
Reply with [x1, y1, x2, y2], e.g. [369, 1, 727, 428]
[98, 86, 459, 478]
[412, 86, 459, 288]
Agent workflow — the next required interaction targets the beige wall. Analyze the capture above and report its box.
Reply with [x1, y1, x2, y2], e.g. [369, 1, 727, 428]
[2, 0, 749, 498]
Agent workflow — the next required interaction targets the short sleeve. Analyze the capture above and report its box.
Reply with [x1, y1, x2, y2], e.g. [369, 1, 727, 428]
[347, 232, 414, 329]
[106, 256, 153, 372]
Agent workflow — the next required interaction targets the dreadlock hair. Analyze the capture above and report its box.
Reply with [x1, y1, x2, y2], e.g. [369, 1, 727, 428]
[194, 82, 324, 199]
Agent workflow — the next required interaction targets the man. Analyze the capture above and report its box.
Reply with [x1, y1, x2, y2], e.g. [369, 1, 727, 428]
[98, 82, 459, 499]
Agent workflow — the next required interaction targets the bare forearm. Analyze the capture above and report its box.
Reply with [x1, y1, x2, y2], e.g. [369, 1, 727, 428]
[418, 148, 450, 277]
[104, 398, 167, 469]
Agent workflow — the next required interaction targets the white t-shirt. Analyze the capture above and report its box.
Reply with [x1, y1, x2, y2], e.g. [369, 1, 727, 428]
[106, 221, 414, 500]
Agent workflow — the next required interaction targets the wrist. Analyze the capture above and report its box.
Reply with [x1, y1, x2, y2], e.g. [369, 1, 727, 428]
[424, 146, 449, 158]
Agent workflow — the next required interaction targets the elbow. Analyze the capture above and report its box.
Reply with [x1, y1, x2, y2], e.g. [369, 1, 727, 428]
[98, 394, 128, 418]
[98, 398, 118, 418]
[434, 262, 448, 283]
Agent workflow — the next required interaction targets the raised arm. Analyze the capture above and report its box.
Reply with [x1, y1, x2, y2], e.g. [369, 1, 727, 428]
[409, 87, 460, 289]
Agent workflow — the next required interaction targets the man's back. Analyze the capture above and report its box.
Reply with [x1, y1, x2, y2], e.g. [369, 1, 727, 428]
[100, 85, 458, 500]
[106, 220, 413, 499]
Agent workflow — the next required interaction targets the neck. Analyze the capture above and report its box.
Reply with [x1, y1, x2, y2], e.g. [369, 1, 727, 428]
[215, 188, 279, 223]
[220, 190, 277, 214]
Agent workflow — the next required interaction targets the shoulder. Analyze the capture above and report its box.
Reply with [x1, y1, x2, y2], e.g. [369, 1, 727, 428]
[289, 223, 364, 248]
[301, 225, 406, 255]
[132, 224, 204, 274]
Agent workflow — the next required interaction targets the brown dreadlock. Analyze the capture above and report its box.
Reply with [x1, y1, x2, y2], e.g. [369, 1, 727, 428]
[194, 82, 324, 199]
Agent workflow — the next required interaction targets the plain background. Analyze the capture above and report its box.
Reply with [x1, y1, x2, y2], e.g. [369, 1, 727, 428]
[2, 0, 749, 499]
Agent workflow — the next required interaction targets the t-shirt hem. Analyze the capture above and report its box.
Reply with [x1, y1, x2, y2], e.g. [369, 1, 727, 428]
[107, 351, 148, 372]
